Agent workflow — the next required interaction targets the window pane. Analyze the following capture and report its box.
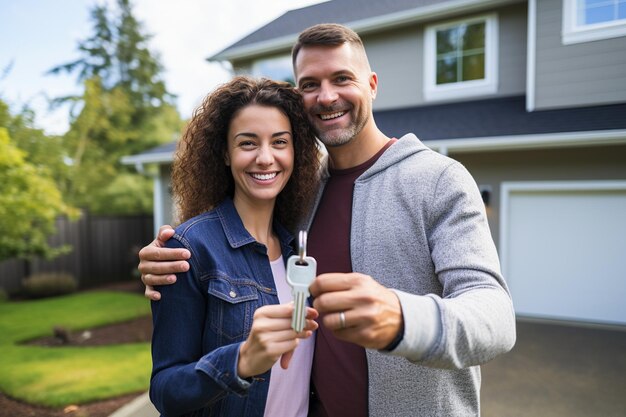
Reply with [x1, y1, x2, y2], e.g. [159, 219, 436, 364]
[462, 54, 485, 81]
[584, 0, 610, 6]
[586, 4, 615, 24]
[436, 28, 457, 54]
[252, 56, 294, 85]
[619, 1, 626, 19]
[462, 22, 485, 50]
[436, 57, 457, 84]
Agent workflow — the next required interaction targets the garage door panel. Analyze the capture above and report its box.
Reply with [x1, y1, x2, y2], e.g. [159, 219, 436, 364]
[502, 183, 626, 325]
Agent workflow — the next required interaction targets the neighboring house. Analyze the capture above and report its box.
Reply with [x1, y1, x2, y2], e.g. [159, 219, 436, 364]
[122, 0, 626, 326]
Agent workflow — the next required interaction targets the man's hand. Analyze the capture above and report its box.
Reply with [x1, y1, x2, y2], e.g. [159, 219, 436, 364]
[309, 273, 403, 350]
[138, 225, 191, 300]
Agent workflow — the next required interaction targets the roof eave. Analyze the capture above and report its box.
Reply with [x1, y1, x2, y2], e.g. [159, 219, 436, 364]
[121, 151, 174, 166]
[208, 0, 521, 62]
[425, 129, 626, 153]
[121, 130, 626, 166]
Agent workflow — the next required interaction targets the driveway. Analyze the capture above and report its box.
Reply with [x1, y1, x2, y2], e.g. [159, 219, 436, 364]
[110, 320, 626, 417]
[482, 320, 626, 417]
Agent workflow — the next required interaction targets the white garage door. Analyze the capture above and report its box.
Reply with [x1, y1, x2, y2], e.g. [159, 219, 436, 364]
[500, 181, 626, 325]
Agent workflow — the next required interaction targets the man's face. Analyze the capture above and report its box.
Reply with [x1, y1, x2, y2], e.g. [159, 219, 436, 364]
[294, 43, 377, 147]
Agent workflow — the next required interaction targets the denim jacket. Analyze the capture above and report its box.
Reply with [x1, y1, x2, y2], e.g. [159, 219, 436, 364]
[150, 198, 296, 417]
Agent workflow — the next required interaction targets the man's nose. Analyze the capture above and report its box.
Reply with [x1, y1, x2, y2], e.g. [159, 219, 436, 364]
[318, 81, 338, 106]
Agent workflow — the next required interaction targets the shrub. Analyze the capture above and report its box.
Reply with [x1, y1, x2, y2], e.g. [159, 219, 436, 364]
[0, 288, 8, 303]
[21, 272, 78, 299]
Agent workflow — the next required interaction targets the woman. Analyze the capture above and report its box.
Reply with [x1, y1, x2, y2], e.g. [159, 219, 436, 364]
[150, 76, 322, 417]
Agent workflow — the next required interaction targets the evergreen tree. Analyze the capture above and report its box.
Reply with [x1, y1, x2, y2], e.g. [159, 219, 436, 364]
[48, 0, 182, 215]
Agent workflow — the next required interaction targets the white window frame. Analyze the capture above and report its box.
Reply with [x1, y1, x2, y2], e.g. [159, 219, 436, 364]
[423, 13, 498, 102]
[562, 0, 626, 44]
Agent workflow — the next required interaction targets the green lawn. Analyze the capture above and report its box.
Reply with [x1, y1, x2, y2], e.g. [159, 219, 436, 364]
[0, 290, 152, 407]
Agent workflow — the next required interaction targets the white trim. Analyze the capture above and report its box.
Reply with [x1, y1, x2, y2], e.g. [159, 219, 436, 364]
[208, 0, 520, 61]
[526, 0, 537, 112]
[499, 180, 626, 314]
[153, 174, 164, 237]
[121, 130, 626, 168]
[121, 151, 174, 166]
[423, 13, 499, 102]
[562, 0, 626, 44]
[425, 129, 626, 153]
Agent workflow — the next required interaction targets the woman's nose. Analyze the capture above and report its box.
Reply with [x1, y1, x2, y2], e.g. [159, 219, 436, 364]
[256, 145, 274, 165]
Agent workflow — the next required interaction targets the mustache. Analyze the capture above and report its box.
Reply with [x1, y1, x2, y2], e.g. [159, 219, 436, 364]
[310, 103, 350, 114]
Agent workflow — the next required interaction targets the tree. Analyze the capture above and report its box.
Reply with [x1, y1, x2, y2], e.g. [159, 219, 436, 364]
[48, 0, 182, 215]
[0, 127, 78, 261]
[0, 100, 70, 194]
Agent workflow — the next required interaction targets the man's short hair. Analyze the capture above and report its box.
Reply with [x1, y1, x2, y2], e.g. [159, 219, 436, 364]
[291, 23, 365, 67]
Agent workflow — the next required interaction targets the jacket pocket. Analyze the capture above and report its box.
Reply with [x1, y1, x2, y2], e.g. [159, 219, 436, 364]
[206, 274, 260, 342]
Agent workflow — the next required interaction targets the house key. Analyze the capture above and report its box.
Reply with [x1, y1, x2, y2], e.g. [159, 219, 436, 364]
[286, 231, 317, 332]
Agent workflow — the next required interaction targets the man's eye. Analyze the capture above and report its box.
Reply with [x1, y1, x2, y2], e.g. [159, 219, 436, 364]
[300, 82, 316, 90]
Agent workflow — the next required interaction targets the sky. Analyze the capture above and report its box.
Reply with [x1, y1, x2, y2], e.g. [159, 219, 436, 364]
[0, 0, 324, 135]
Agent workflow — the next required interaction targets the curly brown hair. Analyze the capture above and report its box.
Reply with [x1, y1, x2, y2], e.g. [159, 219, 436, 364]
[172, 76, 321, 231]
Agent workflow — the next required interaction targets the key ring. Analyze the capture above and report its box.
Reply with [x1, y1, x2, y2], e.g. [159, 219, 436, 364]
[298, 230, 307, 265]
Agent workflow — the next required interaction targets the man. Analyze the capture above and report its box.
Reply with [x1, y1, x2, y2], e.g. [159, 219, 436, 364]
[139, 24, 516, 416]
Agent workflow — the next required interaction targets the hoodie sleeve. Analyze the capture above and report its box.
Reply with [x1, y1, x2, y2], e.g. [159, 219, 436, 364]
[391, 161, 516, 368]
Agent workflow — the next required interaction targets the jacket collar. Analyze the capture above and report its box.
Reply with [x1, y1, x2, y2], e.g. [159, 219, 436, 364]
[215, 197, 295, 250]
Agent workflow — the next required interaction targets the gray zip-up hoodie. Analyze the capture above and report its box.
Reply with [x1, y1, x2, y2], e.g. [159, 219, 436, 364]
[308, 133, 516, 416]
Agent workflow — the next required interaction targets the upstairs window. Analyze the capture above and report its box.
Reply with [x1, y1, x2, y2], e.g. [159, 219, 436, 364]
[424, 14, 498, 101]
[563, 0, 626, 44]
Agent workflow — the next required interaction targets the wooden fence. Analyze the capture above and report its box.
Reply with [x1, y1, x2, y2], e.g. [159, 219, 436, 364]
[0, 213, 153, 294]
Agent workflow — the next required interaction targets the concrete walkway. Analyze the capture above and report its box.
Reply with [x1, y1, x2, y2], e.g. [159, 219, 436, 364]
[109, 320, 626, 417]
[108, 392, 157, 417]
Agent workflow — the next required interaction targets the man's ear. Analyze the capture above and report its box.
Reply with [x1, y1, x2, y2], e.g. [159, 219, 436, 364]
[369, 72, 378, 100]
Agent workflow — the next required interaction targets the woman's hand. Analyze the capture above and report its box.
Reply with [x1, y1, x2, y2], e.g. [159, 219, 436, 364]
[237, 304, 318, 379]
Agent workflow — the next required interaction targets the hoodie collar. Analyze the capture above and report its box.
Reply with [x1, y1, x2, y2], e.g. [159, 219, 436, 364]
[356, 133, 429, 182]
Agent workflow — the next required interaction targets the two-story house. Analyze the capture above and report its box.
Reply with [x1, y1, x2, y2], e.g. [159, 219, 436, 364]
[123, 0, 626, 326]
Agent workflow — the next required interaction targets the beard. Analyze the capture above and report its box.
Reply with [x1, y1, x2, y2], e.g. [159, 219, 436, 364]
[309, 103, 369, 147]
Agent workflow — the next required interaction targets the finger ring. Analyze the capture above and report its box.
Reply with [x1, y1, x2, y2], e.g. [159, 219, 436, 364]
[339, 311, 346, 329]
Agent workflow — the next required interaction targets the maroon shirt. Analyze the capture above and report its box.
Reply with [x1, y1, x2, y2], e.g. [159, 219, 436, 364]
[308, 141, 395, 417]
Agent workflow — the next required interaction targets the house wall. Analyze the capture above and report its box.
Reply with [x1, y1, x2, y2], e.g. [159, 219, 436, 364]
[452, 143, 626, 248]
[534, 0, 626, 109]
[366, 2, 528, 110]
[229, 2, 527, 111]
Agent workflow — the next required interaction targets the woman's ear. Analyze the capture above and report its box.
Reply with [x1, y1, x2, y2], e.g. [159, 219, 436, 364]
[224, 153, 230, 166]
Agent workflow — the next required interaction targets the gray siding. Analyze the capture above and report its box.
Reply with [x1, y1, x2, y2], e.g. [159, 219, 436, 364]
[229, 3, 527, 111]
[535, 0, 626, 109]
[451, 143, 626, 248]
[364, 26, 424, 110]
[368, 3, 527, 110]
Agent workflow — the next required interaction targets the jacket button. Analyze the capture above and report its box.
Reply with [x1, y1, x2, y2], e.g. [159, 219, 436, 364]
[229, 290, 237, 298]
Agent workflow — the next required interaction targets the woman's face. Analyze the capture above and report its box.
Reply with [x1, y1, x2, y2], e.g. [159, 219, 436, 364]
[225, 104, 294, 208]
